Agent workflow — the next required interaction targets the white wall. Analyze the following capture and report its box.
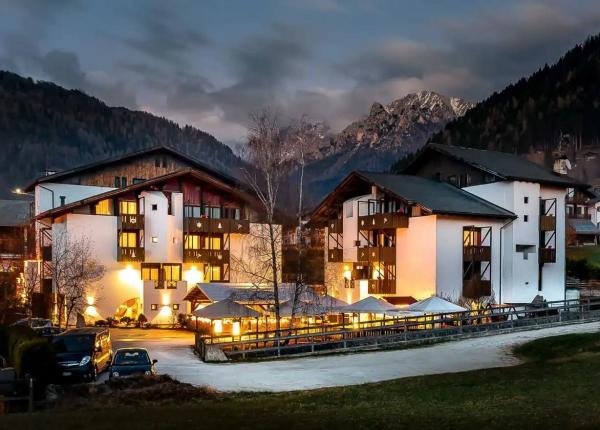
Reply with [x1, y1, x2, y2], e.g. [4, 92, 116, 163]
[342, 194, 373, 262]
[35, 183, 115, 214]
[396, 215, 437, 300]
[540, 186, 567, 301]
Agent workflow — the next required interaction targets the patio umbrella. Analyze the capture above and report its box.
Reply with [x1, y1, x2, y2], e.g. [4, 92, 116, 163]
[340, 296, 398, 313]
[407, 296, 467, 313]
[192, 298, 261, 319]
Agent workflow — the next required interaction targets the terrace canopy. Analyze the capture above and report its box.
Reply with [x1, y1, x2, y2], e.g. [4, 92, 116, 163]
[192, 298, 261, 320]
[407, 296, 467, 313]
[340, 296, 398, 314]
[278, 295, 348, 317]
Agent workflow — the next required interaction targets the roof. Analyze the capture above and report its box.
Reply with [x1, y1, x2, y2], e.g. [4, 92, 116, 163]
[35, 168, 261, 220]
[407, 296, 467, 313]
[382, 296, 418, 306]
[192, 298, 261, 319]
[340, 296, 398, 313]
[415, 143, 585, 188]
[278, 295, 347, 316]
[309, 171, 515, 225]
[25, 145, 239, 192]
[568, 218, 600, 235]
[0, 199, 31, 226]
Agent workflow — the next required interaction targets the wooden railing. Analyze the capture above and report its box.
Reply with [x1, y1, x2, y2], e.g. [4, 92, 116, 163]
[539, 248, 556, 264]
[358, 246, 396, 263]
[196, 297, 600, 361]
[358, 213, 408, 230]
[463, 245, 491, 261]
[184, 249, 229, 264]
[117, 246, 145, 262]
[327, 219, 343, 234]
[327, 248, 343, 262]
[539, 215, 556, 231]
[185, 218, 250, 234]
[119, 214, 145, 229]
[463, 279, 492, 298]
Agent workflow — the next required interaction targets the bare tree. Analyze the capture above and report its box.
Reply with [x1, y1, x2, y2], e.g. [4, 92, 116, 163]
[21, 260, 41, 316]
[53, 231, 105, 327]
[238, 109, 290, 334]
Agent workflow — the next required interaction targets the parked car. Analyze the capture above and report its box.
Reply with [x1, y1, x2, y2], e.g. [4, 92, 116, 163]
[10, 318, 52, 328]
[52, 328, 112, 381]
[109, 348, 157, 379]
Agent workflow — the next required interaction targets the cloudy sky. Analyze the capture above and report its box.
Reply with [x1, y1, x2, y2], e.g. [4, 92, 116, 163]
[1, 0, 599, 145]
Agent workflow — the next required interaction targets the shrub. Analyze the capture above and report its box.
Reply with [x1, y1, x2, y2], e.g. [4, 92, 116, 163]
[120, 316, 132, 326]
[137, 314, 147, 324]
[94, 319, 108, 327]
[177, 313, 187, 328]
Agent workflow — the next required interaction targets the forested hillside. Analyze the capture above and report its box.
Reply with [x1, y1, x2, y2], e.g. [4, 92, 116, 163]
[0, 71, 242, 196]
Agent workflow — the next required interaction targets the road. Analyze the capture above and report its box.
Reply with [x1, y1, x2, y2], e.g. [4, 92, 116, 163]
[104, 322, 600, 392]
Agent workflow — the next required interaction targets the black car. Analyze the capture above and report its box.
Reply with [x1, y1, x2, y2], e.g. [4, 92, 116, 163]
[52, 328, 112, 381]
[109, 348, 157, 379]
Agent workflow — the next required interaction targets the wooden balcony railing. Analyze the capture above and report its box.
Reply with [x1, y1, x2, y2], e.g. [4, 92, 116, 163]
[368, 279, 396, 295]
[327, 248, 343, 263]
[117, 246, 145, 262]
[328, 219, 343, 234]
[185, 218, 250, 234]
[539, 248, 556, 264]
[358, 246, 396, 263]
[184, 249, 230, 265]
[144, 280, 187, 290]
[462, 279, 491, 299]
[119, 214, 145, 230]
[41, 245, 52, 261]
[463, 245, 491, 262]
[566, 195, 588, 205]
[539, 215, 556, 231]
[358, 213, 408, 230]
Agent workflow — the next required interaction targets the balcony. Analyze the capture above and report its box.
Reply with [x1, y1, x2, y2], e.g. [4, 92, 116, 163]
[41, 245, 52, 261]
[358, 213, 408, 230]
[119, 214, 145, 229]
[328, 219, 343, 234]
[368, 279, 396, 295]
[463, 245, 491, 262]
[566, 195, 588, 205]
[117, 246, 145, 262]
[463, 279, 492, 299]
[327, 248, 343, 262]
[539, 215, 556, 231]
[539, 248, 556, 264]
[358, 246, 396, 263]
[144, 280, 187, 290]
[184, 249, 230, 265]
[185, 218, 250, 234]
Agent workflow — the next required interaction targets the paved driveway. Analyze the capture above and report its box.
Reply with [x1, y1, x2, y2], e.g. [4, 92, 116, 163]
[102, 322, 600, 392]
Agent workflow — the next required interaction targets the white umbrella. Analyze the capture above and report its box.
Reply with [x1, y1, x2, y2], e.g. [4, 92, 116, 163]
[407, 296, 467, 313]
[340, 296, 398, 314]
[192, 298, 261, 319]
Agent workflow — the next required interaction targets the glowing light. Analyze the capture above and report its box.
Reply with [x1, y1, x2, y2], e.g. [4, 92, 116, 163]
[232, 321, 240, 336]
[159, 305, 171, 317]
[119, 265, 140, 285]
[184, 266, 203, 284]
[86, 296, 95, 306]
[352, 314, 359, 329]
[161, 293, 170, 306]
[213, 319, 223, 334]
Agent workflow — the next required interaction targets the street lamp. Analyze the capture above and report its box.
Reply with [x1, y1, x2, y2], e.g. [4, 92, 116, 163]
[13, 185, 55, 209]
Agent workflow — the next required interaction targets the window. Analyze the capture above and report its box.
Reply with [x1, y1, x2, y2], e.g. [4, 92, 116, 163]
[151, 304, 158, 311]
[524, 215, 529, 222]
[119, 231, 138, 248]
[172, 304, 180, 311]
[463, 227, 482, 246]
[155, 158, 160, 167]
[206, 265, 221, 282]
[60, 196, 66, 206]
[203, 205, 221, 219]
[114, 176, 121, 187]
[344, 201, 353, 218]
[141, 264, 160, 281]
[524, 196, 529, 204]
[132, 178, 145, 184]
[152, 204, 158, 211]
[163, 264, 181, 288]
[184, 234, 201, 250]
[204, 236, 221, 250]
[184, 205, 201, 218]
[223, 207, 241, 220]
[121, 177, 127, 187]
[120, 200, 137, 215]
[95, 199, 112, 215]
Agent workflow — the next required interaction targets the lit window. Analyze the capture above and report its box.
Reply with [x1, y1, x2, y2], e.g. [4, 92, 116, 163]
[184, 234, 200, 250]
[206, 265, 221, 281]
[151, 304, 158, 311]
[203, 236, 221, 250]
[141, 264, 160, 281]
[119, 231, 137, 248]
[172, 304, 180, 311]
[120, 200, 137, 215]
[95, 199, 112, 215]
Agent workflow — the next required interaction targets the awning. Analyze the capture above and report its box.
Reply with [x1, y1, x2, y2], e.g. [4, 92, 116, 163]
[340, 296, 399, 313]
[407, 296, 467, 313]
[192, 298, 261, 319]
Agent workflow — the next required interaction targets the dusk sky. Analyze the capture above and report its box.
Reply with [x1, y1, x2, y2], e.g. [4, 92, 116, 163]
[1, 0, 599, 145]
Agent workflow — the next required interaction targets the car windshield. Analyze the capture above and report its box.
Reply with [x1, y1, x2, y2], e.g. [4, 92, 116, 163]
[52, 335, 96, 353]
[114, 350, 150, 366]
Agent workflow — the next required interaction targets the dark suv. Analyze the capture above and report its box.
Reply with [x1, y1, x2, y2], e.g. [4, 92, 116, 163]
[52, 328, 112, 381]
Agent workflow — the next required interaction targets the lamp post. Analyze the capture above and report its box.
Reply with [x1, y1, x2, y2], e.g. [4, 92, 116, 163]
[13, 185, 55, 209]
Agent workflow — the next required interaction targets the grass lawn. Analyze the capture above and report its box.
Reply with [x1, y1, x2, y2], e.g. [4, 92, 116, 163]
[4, 332, 600, 430]
[567, 245, 600, 267]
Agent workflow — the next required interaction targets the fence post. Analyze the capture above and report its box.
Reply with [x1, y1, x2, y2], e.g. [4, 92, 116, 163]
[28, 377, 34, 413]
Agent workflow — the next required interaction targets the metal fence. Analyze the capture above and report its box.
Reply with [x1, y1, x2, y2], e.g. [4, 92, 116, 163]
[195, 297, 600, 361]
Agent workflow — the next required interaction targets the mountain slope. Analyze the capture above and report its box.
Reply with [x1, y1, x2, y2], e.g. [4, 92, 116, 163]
[0, 71, 242, 196]
[418, 34, 600, 181]
[301, 91, 472, 208]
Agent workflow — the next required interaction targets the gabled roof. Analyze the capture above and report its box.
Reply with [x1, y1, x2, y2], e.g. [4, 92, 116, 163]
[0, 199, 31, 226]
[35, 168, 260, 220]
[408, 143, 585, 188]
[567, 218, 600, 235]
[192, 298, 261, 319]
[310, 171, 515, 225]
[25, 145, 238, 192]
